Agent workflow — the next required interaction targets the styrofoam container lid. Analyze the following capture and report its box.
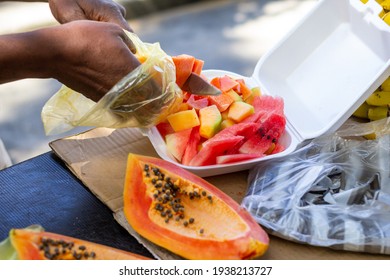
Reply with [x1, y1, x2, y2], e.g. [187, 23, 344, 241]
[146, 0, 390, 177]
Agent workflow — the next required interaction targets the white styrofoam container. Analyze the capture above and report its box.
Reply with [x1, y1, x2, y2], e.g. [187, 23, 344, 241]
[145, 0, 390, 177]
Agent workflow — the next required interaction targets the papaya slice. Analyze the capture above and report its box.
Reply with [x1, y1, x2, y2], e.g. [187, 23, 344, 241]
[123, 153, 269, 260]
[172, 54, 196, 88]
[0, 225, 150, 260]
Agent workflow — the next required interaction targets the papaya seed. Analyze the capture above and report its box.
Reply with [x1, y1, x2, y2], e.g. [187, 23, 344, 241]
[189, 218, 195, 224]
[183, 221, 189, 227]
[199, 229, 204, 234]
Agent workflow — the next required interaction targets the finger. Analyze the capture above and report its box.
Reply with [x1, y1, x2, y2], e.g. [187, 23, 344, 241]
[120, 31, 136, 54]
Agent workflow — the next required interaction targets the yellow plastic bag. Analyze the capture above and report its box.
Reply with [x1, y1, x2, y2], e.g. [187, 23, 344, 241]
[41, 31, 183, 135]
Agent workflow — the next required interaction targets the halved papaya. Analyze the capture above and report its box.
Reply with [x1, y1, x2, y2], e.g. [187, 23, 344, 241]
[0, 225, 150, 260]
[123, 153, 269, 260]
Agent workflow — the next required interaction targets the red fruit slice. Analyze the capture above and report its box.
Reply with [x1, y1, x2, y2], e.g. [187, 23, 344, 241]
[156, 122, 175, 139]
[243, 95, 284, 123]
[189, 136, 244, 166]
[239, 114, 286, 155]
[216, 153, 263, 164]
[166, 128, 192, 161]
[182, 126, 201, 165]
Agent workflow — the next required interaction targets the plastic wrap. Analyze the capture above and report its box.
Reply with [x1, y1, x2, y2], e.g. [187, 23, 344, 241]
[242, 117, 390, 254]
[41, 31, 183, 135]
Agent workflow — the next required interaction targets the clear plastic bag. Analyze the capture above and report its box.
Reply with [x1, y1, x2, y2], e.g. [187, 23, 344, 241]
[242, 117, 390, 254]
[41, 31, 183, 135]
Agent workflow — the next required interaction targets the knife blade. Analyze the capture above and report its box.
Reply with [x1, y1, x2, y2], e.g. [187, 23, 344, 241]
[181, 72, 221, 96]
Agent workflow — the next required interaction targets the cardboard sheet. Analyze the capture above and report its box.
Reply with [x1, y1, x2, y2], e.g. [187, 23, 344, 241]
[50, 127, 389, 260]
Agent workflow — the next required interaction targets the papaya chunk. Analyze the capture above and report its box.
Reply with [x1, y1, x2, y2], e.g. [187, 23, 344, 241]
[1, 225, 150, 260]
[172, 54, 196, 88]
[123, 153, 269, 260]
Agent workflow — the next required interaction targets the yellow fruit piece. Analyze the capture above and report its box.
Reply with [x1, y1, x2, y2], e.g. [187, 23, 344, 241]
[224, 89, 243, 102]
[360, 0, 368, 3]
[220, 119, 235, 130]
[167, 108, 200, 132]
[178, 102, 190, 112]
[221, 110, 229, 120]
[383, 12, 390, 25]
[381, 76, 390, 91]
[353, 102, 370, 119]
[199, 105, 222, 139]
[244, 87, 261, 105]
[368, 106, 389, 121]
[380, 0, 390, 10]
[366, 90, 390, 106]
[228, 101, 254, 122]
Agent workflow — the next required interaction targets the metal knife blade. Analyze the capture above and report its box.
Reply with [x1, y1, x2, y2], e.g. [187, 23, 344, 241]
[181, 72, 221, 96]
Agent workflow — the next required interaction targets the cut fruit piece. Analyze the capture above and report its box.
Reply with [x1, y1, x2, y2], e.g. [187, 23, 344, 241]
[189, 136, 244, 166]
[192, 59, 204, 75]
[208, 92, 235, 112]
[167, 108, 200, 132]
[239, 113, 286, 155]
[1, 225, 150, 260]
[199, 105, 222, 139]
[186, 94, 209, 110]
[182, 126, 201, 165]
[244, 87, 261, 105]
[228, 101, 255, 123]
[172, 54, 196, 88]
[220, 119, 235, 130]
[235, 79, 252, 100]
[225, 89, 243, 102]
[156, 122, 175, 139]
[123, 154, 269, 259]
[219, 75, 239, 92]
[166, 128, 192, 161]
[216, 153, 263, 164]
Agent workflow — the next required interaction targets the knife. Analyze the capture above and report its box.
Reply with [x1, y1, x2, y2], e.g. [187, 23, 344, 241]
[181, 72, 221, 96]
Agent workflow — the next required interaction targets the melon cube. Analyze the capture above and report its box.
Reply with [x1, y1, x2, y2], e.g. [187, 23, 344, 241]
[167, 108, 200, 132]
[244, 87, 261, 105]
[225, 89, 243, 102]
[221, 110, 229, 120]
[228, 101, 254, 122]
[220, 119, 235, 130]
[199, 105, 222, 139]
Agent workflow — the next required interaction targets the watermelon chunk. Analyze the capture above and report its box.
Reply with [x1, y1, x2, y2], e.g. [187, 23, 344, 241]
[181, 126, 201, 165]
[243, 95, 284, 123]
[239, 113, 286, 155]
[216, 153, 263, 165]
[156, 122, 174, 139]
[189, 136, 244, 166]
[166, 128, 192, 161]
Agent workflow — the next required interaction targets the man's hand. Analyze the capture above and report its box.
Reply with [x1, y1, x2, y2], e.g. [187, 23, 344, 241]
[0, 21, 140, 102]
[48, 21, 140, 101]
[48, 0, 133, 31]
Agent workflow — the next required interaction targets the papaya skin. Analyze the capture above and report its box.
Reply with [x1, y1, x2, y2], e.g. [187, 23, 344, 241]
[9, 225, 150, 260]
[123, 153, 269, 260]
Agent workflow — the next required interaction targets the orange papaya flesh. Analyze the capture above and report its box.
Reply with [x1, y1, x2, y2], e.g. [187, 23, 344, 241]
[9, 225, 150, 260]
[172, 54, 196, 88]
[123, 153, 269, 260]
